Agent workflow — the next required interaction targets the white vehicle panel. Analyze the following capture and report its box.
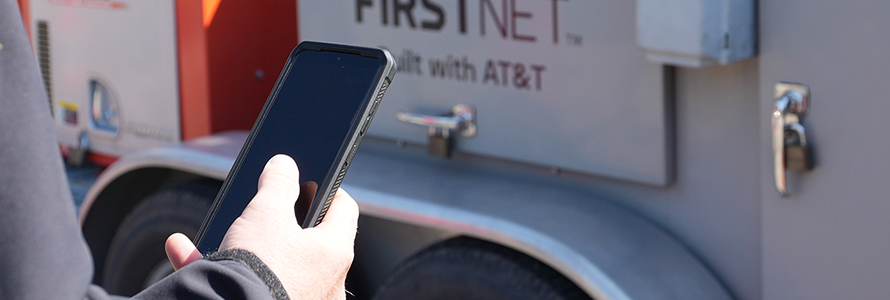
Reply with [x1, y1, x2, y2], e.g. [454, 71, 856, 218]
[29, 0, 180, 156]
[299, 0, 671, 185]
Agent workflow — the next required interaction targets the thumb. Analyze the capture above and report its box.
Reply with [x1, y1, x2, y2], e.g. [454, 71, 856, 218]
[165, 233, 202, 271]
[248, 154, 301, 219]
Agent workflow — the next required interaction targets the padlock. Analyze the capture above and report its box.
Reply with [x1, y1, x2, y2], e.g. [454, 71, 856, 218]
[784, 127, 814, 172]
[397, 104, 476, 159]
[67, 131, 89, 166]
[785, 144, 814, 172]
[428, 131, 453, 158]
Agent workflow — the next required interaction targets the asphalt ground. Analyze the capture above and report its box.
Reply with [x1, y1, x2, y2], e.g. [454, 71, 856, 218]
[65, 162, 101, 212]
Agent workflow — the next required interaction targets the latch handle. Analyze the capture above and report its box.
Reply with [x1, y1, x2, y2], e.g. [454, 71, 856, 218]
[396, 104, 477, 138]
[772, 83, 811, 196]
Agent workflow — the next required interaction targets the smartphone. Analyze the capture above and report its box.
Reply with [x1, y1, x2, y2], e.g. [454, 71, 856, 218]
[194, 41, 396, 254]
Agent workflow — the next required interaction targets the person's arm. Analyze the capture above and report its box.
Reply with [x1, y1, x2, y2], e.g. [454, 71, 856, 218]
[0, 0, 99, 298]
[0, 1, 273, 298]
[0, 1, 357, 299]
[128, 258, 280, 300]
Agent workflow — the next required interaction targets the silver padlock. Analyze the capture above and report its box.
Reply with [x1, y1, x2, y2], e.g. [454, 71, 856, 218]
[784, 124, 814, 172]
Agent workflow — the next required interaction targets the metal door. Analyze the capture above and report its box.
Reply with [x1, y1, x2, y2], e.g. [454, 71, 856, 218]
[299, 0, 672, 186]
[760, 1, 890, 299]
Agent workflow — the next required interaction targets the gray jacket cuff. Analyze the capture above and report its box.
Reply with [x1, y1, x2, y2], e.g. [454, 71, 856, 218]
[205, 249, 290, 300]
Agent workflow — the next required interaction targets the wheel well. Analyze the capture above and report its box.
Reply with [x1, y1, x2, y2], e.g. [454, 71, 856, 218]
[80, 167, 221, 284]
[349, 215, 587, 299]
[373, 236, 592, 300]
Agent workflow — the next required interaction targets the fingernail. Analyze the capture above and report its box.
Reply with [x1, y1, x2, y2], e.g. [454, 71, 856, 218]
[269, 154, 293, 165]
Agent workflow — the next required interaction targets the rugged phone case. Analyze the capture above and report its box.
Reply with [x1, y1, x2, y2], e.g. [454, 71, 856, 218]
[194, 41, 396, 253]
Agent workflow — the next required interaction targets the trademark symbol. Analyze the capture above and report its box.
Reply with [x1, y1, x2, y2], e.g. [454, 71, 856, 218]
[566, 33, 583, 46]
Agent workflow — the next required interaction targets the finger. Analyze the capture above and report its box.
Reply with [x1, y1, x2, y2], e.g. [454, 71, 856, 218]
[324, 285, 349, 300]
[314, 188, 359, 240]
[165, 233, 203, 271]
[252, 154, 301, 215]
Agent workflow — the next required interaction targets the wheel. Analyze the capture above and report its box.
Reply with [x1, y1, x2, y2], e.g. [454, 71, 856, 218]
[102, 181, 218, 296]
[372, 237, 591, 300]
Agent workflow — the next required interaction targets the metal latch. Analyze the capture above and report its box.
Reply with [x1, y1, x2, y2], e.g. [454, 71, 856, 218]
[772, 83, 815, 196]
[396, 104, 476, 158]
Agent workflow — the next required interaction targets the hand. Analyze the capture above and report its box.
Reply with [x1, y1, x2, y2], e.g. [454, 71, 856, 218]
[166, 154, 360, 300]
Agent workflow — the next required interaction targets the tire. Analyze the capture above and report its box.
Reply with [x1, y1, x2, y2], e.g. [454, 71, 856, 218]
[372, 237, 592, 300]
[102, 181, 218, 296]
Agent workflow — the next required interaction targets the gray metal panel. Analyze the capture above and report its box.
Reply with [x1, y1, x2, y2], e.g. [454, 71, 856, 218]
[344, 140, 730, 300]
[760, 1, 890, 299]
[577, 59, 762, 300]
[299, 0, 670, 186]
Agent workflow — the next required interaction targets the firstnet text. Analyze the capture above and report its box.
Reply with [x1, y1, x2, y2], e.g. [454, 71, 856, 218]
[356, 0, 566, 44]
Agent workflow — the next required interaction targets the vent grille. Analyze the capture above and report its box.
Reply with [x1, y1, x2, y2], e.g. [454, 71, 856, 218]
[36, 21, 52, 114]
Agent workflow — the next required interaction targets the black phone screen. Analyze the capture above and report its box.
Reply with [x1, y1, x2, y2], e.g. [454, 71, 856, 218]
[197, 49, 384, 253]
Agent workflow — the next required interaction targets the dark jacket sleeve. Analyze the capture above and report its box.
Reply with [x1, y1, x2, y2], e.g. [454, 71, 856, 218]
[79, 259, 278, 300]
[127, 258, 282, 300]
[0, 1, 285, 299]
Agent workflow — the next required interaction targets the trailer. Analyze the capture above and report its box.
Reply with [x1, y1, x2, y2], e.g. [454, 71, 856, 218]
[19, 0, 890, 299]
